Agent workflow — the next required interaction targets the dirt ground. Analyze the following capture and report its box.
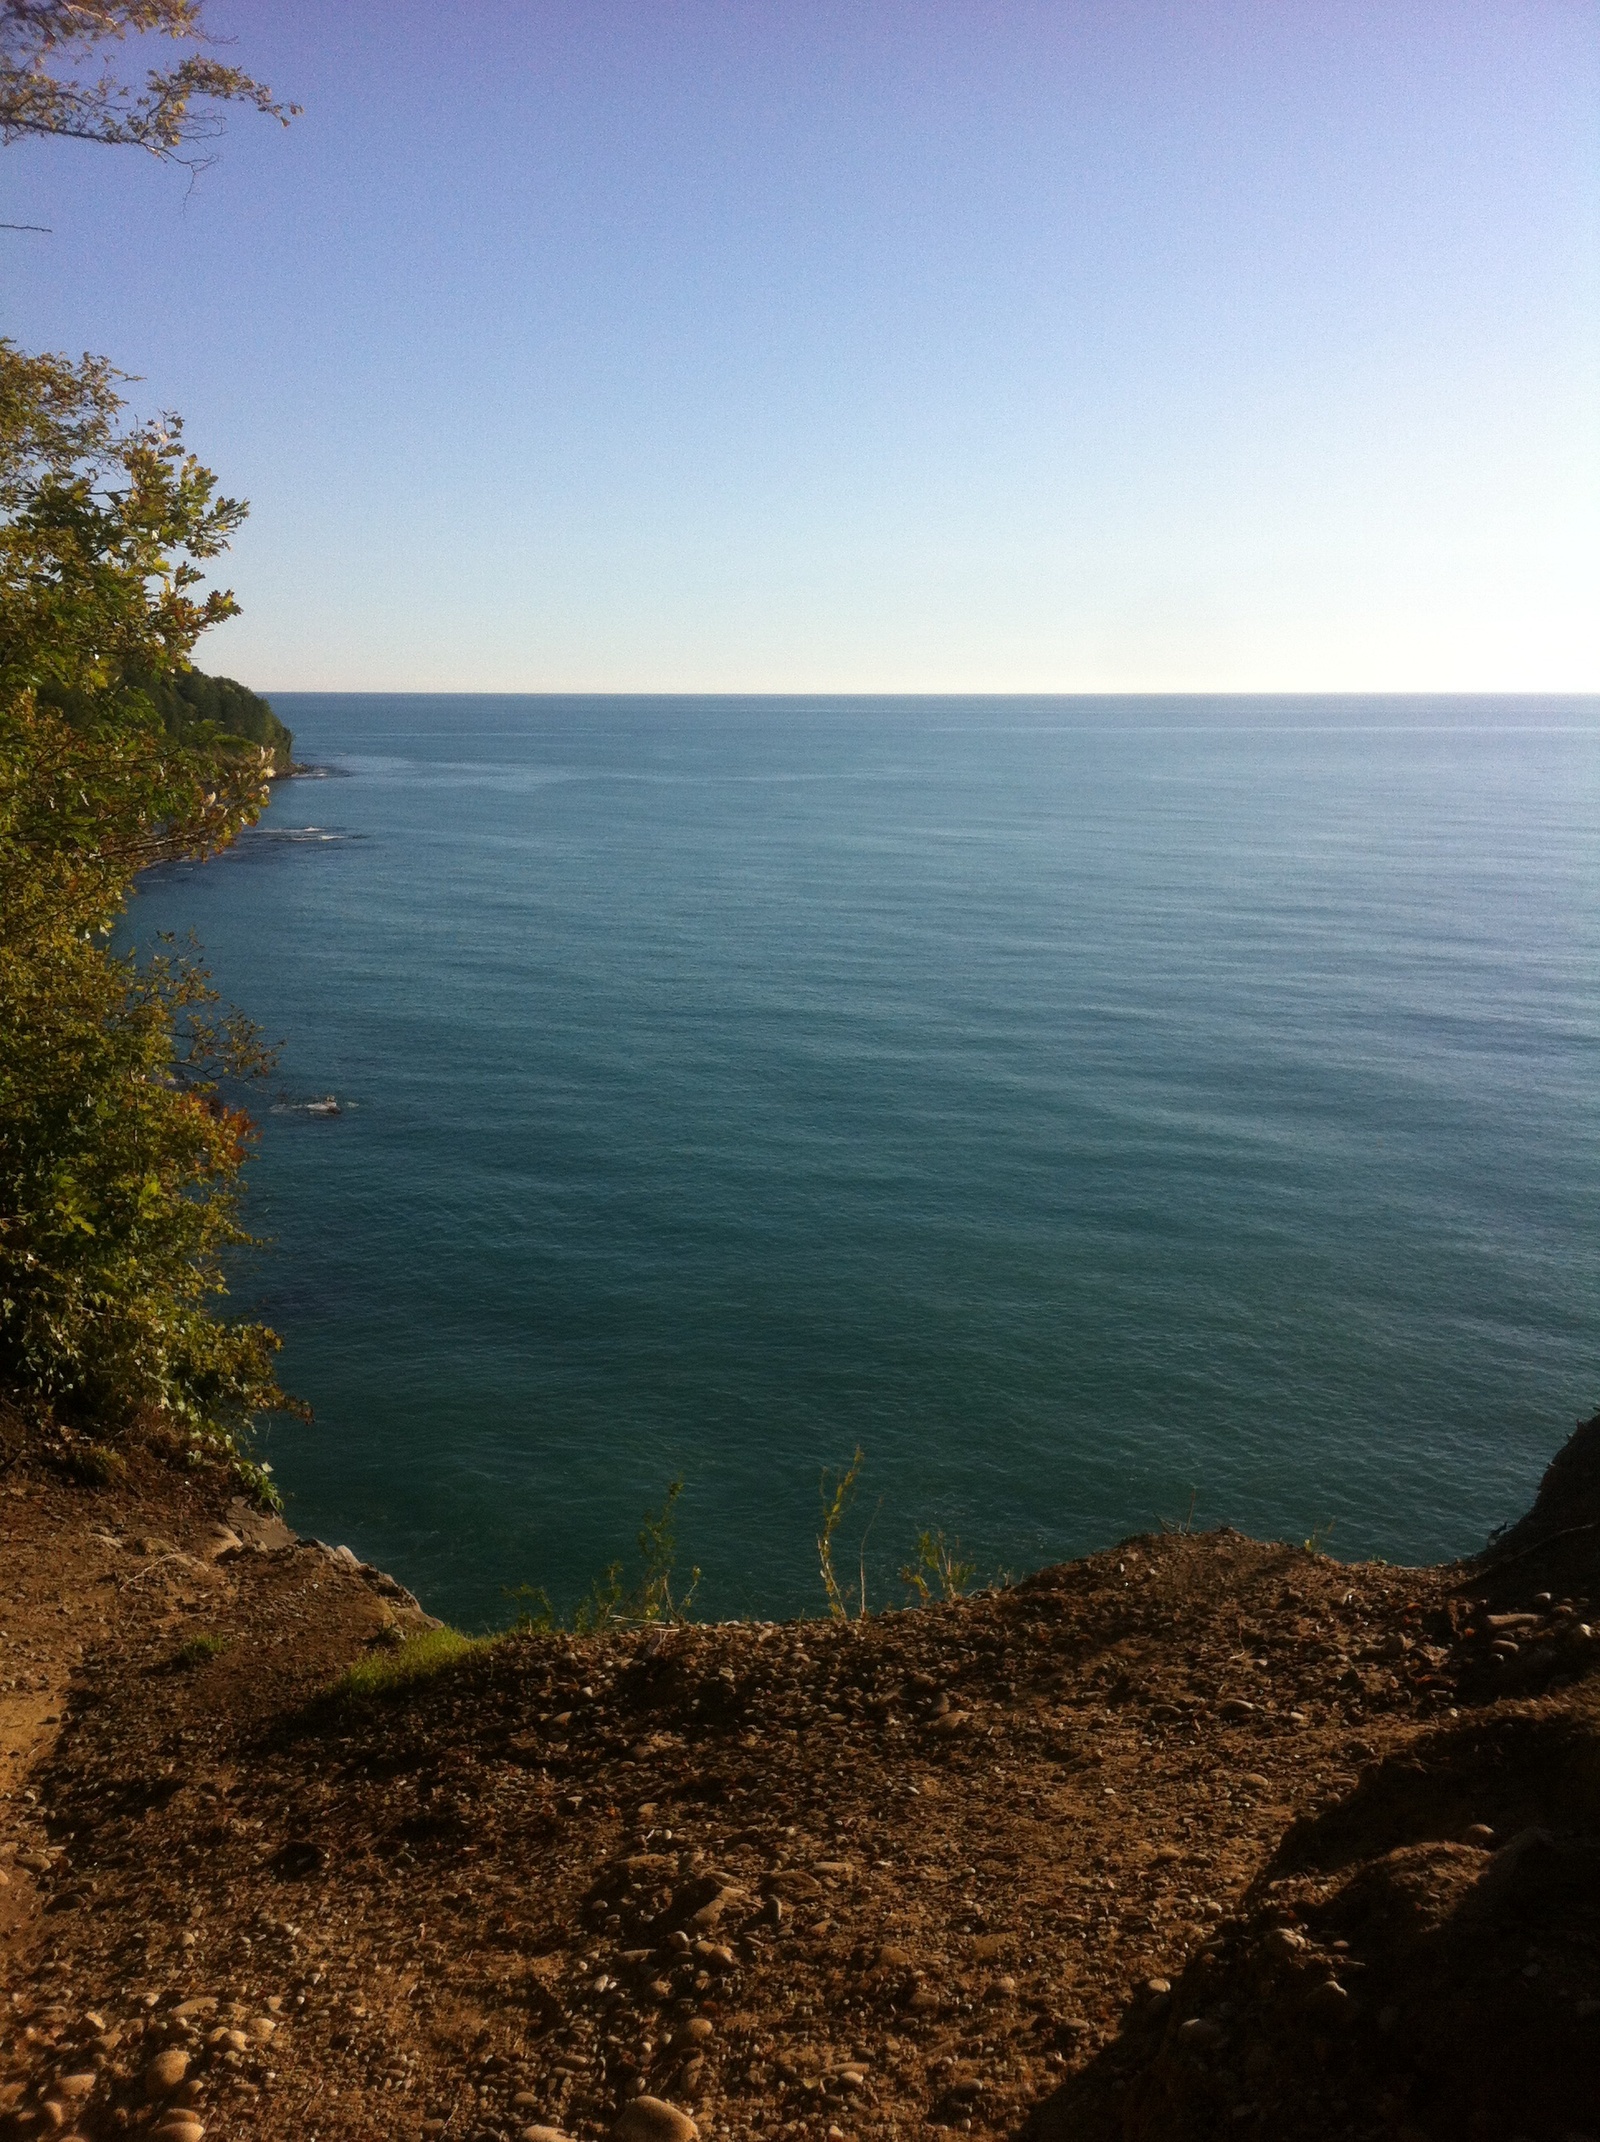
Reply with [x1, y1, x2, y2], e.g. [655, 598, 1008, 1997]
[2, 1422, 1597, 2142]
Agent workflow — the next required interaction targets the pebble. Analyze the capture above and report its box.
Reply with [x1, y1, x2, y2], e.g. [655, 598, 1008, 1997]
[521, 2129, 574, 2142]
[1304, 1978, 1351, 2018]
[1178, 2017, 1225, 2049]
[613, 2097, 699, 2142]
[145, 2049, 190, 2098]
[150, 2120, 204, 2142]
[55, 2075, 96, 2100]
[1462, 1823, 1496, 1847]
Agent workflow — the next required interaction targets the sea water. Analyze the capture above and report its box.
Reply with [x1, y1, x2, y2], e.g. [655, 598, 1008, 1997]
[126, 696, 1600, 1627]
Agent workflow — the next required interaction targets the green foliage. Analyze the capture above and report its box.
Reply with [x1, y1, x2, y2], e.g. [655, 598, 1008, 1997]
[141, 667, 294, 773]
[61, 1438, 124, 1487]
[501, 1582, 557, 1633]
[572, 1480, 700, 1632]
[0, 340, 299, 1478]
[899, 1527, 977, 1605]
[174, 1630, 227, 1667]
[817, 1447, 865, 1620]
[335, 1626, 490, 1700]
[502, 1483, 703, 1634]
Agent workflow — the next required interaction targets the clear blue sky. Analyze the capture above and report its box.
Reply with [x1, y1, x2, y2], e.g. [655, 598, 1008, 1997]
[4, 1, 1596, 691]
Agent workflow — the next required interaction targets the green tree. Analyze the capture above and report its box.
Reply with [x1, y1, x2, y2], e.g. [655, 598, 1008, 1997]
[0, 339, 300, 1486]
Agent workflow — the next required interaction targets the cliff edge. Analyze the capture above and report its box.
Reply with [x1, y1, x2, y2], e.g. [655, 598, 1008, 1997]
[1, 1419, 1596, 2142]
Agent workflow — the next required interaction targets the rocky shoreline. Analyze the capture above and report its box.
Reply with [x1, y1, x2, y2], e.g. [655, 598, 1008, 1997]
[1, 1419, 1596, 2142]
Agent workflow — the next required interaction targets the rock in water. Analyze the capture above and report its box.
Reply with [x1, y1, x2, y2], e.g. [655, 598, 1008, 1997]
[613, 2097, 699, 2142]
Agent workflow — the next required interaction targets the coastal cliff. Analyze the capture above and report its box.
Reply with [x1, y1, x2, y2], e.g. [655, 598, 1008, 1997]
[0, 1420, 1595, 2142]
[140, 671, 296, 778]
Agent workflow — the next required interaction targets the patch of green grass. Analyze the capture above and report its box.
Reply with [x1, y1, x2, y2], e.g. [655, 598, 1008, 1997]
[64, 1442, 125, 1489]
[174, 1632, 229, 1667]
[334, 1626, 493, 1699]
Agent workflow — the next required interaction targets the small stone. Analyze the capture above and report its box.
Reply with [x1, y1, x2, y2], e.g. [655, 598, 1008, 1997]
[1143, 1977, 1172, 1998]
[1462, 1824, 1496, 1847]
[1262, 1927, 1307, 1961]
[678, 2017, 714, 2045]
[1178, 2017, 1225, 2049]
[248, 2017, 276, 2043]
[521, 2128, 575, 2142]
[1304, 1979, 1351, 2018]
[613, 2097, 698, 2142]
[876, 1943, 914, 1968]
[150, 2121, 204, 2142]
[1240, 1773, 1271, 1792]
[56, 2075, 96, 2101]
[145, 2048, 190, 2098]
[984, 1975, 1018, 2001]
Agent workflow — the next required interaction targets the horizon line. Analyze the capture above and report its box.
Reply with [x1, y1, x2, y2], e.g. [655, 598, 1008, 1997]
[253, 684, 1600, 700]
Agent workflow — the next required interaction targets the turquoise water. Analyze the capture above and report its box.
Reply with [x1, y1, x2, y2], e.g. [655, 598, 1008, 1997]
[128, 696, 1599, 1627]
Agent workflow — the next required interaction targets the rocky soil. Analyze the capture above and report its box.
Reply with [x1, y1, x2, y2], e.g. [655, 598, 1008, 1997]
[2, 1420, 1598, 2142]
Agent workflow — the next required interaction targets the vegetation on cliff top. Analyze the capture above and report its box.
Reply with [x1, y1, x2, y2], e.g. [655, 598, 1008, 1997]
[0, 338, 299, 1490]
[141, 664, 295, 773]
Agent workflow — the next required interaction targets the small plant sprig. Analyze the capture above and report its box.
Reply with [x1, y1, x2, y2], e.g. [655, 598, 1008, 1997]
[899, 1527, 976, 1605]
[174, 1631, 227, 1667]
[1158, 1488, 1199, 1536]
[505, 1481, 702, 1635]
[817, 1447, 865, 1620]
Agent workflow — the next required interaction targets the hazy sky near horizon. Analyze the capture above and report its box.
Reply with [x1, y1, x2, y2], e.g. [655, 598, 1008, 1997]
[4, 1, 1597, 693]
